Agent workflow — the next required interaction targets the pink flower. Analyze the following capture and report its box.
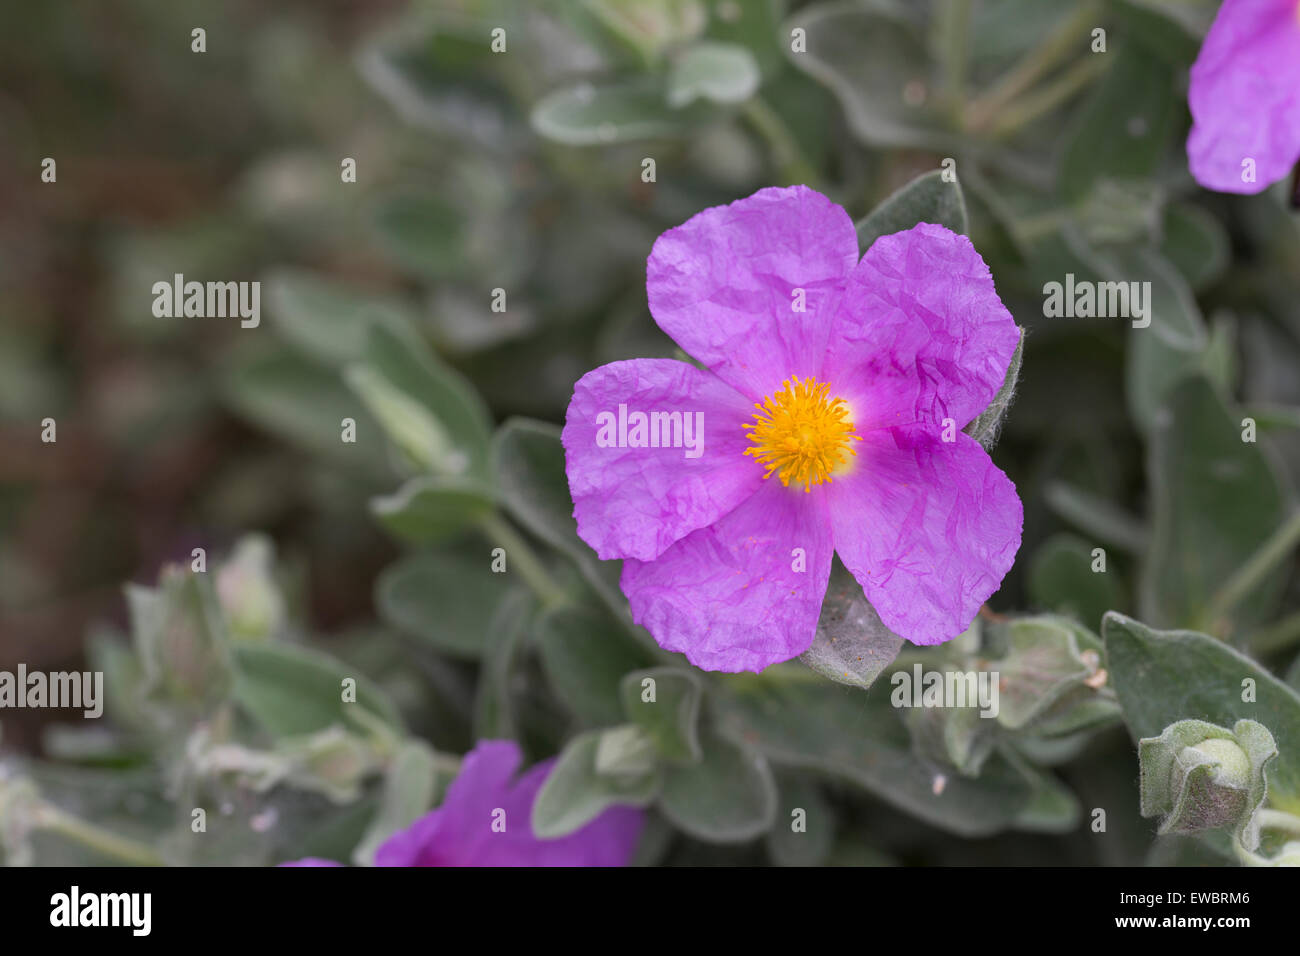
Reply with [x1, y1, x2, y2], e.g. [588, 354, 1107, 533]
[1187, 0, 1300, 193]
[562, 185, 1023, 673]
[282, 740, 643, 867]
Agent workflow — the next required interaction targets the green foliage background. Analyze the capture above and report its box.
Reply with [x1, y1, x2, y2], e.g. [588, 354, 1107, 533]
[2, 0, 1300, 866]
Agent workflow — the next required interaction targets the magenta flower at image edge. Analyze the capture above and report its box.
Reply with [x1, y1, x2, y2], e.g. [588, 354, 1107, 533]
[280, 740, 643, 867]
[562, 185, 1024, 674]
[1186, 0, 1300, 193]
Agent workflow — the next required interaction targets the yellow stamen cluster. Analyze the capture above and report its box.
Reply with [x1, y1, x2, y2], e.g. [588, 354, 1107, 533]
[743, 377, 860, 492]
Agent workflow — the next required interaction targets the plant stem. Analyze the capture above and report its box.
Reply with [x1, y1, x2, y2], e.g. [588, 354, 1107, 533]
[1206, 510, 1300, 625]
[36, 804, 165, 866]
[936, 0, 972, 110]
[478, 512, 568, 608]
[986, 57, 1107, 139]
[964, 1, 1103, 133]
[742, 97, 818, 187]
[1248, 609, 1300, 655]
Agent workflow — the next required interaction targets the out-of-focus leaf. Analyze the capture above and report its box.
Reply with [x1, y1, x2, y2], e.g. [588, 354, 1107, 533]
[667, 41, 760, 107]
[855, 169, 969, 252]
[765, 774, 836, 866]
[800, 560, 903, 689]
[223, 350, 385, 473]
[531, 729, 662, 838]
[232, 641, 403, 738]
[1159, 203, 1229, 293]
[1104, 612, 1300, 811]
[714, 674, 1036, 836]
[537, 605, 657, 727]
[351, 739, 441, 866]
[349, 324, 493, 480]
[473, 589, 535, 739]
[264, 269, 413, 367]
[1142, 376, 1289, 632]
[493, 418, 626, 617]
[532, 80, 699, 145]
[784, 2, 949, 149]
[370, 475, 495, 544]
[1027, 533, 1122, 627]
[1059, 43, 1177, 202]
[658, 728, 776, 843]
[376, 544, 519, 659]
[620, 667, 704, 763]
[370, 191, 465, 280]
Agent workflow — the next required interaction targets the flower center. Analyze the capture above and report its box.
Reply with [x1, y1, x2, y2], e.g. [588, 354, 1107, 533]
[743, 377, 860, 492]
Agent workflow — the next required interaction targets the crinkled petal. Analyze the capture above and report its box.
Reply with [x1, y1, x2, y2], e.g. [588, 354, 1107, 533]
[826, 427, 1022, 645]
[563, 359, 761, 561]
[375, 740, 643, 867]
[823, 223, 1019, 432]
[1187, 0, 1300, 194]
[646, 185, 860, 400]
[621, 479, 833, 672]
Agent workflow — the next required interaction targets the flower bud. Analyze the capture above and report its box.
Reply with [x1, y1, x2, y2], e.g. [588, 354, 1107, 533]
[1139, 718, 1277, 849]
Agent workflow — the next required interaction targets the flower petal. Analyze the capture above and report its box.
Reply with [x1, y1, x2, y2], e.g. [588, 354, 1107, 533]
[563, 358, 761, 561]
[1187, 0, 1300, 194]
[646, 185, 860, 400]
[823, 223, 1020, 432]
[375, 740, 643, 867]
[826, 427, 1022, 645]
[621, 479, 833, 672]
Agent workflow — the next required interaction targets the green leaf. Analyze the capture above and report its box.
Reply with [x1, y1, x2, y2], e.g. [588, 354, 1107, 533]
[713, 674, 1036, 836]
[964, 325, 1025, 450]
[1059, 43, 1177, 202]
[352, 739, 442, 865]
[370, 191, 465, 280]
[1027, 533, 1121, 628]
[537, 605, 658, 727]
[264, 268, 413, 367]
[658, 728, 776, 843]
[492, 418, 626, 617]
[370, 475, 495, 544]
[531, 80, 699, 145]
[619, 667, 704, 763]
[855, 170, 969, 253]
[532, 729, 662, 838]
[473, 589, 535, 739]
[1103, 612, 1300, 811]
[376, 544, 519, 658]
[784, 2, 950, 149]
[1142, 376, 1288, 632]
[1159, 202, 1229, 293]
[231, 641, 403, 738]
[667, 41, 760, 107]
[350, 324, 493, 481]
[223, 351, 385, 472]
[1011, 760, 1083, 834]
[765, 774, 836, 866]
[799, 560, 903, 690]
